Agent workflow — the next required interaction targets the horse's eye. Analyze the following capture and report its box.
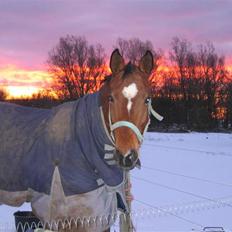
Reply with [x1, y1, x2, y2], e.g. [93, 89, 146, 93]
[108, 95, 114, 102]
[145, 97, 151, 105]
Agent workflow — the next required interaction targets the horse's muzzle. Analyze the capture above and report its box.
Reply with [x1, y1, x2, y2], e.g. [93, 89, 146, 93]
[114, 149, 141, 170]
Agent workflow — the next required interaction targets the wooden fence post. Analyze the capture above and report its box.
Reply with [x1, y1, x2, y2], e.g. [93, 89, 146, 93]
[119, 171, 133, 232]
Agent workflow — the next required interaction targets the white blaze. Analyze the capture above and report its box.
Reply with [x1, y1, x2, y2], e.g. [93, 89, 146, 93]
[122, 83, 138, 113]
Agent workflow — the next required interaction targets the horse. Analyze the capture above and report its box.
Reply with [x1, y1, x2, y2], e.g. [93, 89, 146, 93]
[0, 49, 161, 231]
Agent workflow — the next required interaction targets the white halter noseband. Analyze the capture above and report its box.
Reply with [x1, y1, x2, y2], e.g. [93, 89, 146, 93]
[108, 99, 163, 143]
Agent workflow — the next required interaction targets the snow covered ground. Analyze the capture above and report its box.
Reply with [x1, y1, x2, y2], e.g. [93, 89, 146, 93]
[1, 132, 232, 232]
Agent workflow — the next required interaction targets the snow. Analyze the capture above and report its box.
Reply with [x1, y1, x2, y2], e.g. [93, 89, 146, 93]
[1, 132, 232, 232]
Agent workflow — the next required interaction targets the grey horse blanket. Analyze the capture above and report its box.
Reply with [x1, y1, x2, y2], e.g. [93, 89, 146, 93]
[0, 92, 127, 230]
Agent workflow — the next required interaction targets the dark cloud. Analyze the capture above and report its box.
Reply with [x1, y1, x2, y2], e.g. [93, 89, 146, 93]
[0, 0, 231, 68]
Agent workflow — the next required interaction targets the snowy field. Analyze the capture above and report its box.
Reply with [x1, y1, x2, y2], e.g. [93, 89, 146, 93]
[1, 132, 232, 232]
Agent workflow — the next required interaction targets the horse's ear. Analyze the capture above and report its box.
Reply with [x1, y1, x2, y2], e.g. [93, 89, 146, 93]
[110, 49, 125, 74]
[139, 51, 154, 74]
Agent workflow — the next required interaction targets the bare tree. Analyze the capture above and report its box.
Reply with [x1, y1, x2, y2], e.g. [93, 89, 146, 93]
[169, 37, 197, 126]
[168, 37, 228, 129]
[114, 37, 162, 68]
[224, 81, 232, 128]
[114, 37, 163, 95]
[198, 42, 227, 124]
[48, 35, 107, 100]
[169, 37, 199, 100]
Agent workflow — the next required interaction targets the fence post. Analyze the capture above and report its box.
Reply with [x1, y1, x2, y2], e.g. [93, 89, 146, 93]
[119, 171, 133, 232]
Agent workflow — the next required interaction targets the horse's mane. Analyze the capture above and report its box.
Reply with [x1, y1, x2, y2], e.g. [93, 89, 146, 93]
[102, 62, 136, 84]
[123, 62, 135, 77]
[102, 74, 112, 84]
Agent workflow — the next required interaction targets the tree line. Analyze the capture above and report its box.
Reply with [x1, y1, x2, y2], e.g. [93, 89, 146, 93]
[1, 35, 231, 131]
[152, 37, 231, 131]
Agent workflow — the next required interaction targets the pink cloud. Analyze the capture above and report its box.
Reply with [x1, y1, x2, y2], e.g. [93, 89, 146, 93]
[0, 0, 231, 69]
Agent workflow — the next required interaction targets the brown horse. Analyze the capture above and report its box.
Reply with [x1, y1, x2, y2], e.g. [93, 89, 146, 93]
[99, 49, 154, 232]
[101, 49, 154, 170]
[0, 49, 157, 232]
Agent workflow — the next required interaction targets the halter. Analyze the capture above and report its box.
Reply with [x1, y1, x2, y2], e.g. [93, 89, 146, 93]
[108, 99, 163, 143]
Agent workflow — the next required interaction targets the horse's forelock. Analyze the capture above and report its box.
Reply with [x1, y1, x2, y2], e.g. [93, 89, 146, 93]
[122, 62, 136, 78]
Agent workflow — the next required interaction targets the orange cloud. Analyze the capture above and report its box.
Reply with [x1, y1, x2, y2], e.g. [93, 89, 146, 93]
[226, 65, 232, 74]
[0, 61, 231, 99]
[0, 65, 52, 98]
[6, 86, 42, 99]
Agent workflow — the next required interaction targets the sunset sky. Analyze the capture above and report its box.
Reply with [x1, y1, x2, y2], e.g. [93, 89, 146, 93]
[0, 0, 232, 98]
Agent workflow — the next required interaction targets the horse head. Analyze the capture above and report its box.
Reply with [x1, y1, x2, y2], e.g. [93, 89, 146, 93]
[101, 49, 155, 170]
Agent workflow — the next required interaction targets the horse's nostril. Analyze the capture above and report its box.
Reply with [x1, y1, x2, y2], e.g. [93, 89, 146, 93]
[128, 154, 133, 161]
[123, 150, 138, 166]
[124, 154, 132, 165]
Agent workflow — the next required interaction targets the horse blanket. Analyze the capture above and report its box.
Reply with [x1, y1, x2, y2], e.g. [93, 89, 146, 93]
[0, 92, 127, 231]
